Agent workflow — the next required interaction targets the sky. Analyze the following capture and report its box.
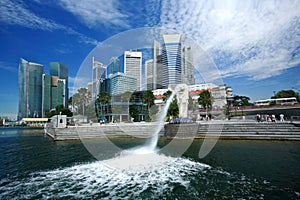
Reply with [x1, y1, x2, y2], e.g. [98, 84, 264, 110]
[0, 0, 299, 116]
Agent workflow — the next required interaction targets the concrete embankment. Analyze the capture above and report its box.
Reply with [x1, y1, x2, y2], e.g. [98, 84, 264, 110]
[45, 123, 164, 141]
[45, 121, 300, 141]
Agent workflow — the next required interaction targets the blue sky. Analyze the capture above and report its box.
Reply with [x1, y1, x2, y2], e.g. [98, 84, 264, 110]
[0, 0, 299, 116]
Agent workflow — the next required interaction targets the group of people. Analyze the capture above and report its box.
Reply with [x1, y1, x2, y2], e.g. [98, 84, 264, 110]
[256, 114, 285, 122]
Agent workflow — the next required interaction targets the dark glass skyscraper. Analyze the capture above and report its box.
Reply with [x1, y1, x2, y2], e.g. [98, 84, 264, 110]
[18, 58, 44, 119]
[50, 62, 68, 107]
[42, 62, 68, 116]
[162, 34, 182, 88]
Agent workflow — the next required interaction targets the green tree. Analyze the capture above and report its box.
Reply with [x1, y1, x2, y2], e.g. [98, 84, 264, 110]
[198, 90, 213, 109]
[232, 95, 252, 106]
[129, 104, 139, 122]
[272, 90, 297, 99]
[45, 105, 73, 118]
[163, 90, 179, 120]
[142, 90, 155, 120]
[96, 92, 111, 120]
[188, 95, 194, 111]
[198, 90, 213, 118]
[72, 88, 91, 115]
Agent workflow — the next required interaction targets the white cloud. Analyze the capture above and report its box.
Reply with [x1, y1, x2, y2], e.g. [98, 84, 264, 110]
[0, 0, 99, 45]
[58, 0, 129, 28]
[0, 61, 18, 73]
[159, 0, 300, 81]
[68, 76, 90, 96]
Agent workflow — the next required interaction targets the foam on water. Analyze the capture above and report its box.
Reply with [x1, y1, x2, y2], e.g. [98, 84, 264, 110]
[0, 153, 210, 199]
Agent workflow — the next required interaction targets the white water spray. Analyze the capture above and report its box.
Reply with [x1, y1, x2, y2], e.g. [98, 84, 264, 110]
[147, 90, 177, 151]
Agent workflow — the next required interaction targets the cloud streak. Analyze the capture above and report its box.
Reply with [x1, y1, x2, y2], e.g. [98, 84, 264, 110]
[159, 0, 300, 81]
[0, 61, 18, 73]
[0, 0, 99, 45]
[58, 0, 129, 29]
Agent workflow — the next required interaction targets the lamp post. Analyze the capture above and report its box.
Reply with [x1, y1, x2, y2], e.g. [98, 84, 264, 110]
[292, 87, 300, 102]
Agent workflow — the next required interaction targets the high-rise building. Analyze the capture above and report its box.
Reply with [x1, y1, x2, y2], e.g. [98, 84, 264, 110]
[162, 34, 182, 88]
[124, 51, 142, 91]
[109, 72, 137, 96]
[182, 46, 195, 85]
[18, 58, 44, 119]
[156, 55, 163, 89]
[145, 59, 154, 90]
[109, 57, 120, 75]
[50, 62, 69, 107]
[153, 40, 160, 89]
[42, 62, 68, 116]
[92, 57, 107, 101]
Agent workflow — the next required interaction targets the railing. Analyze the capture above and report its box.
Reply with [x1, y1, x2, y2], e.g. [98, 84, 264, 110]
[291, 116, 300, 122]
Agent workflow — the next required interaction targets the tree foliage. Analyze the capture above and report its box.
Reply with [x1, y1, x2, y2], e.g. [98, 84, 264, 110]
[232, 95, 252, 106]
[72, 88, 92, 115]
[163, 90, 179, 120]
[45, 104, 73, 118]
[142, 90, 155, 120]
[198, 90, 213, 109]
[272, 90, 297, 99]
[96, 91, 111, 104]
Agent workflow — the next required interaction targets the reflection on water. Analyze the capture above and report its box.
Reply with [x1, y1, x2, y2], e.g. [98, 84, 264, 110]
[0, 128, 299, 199]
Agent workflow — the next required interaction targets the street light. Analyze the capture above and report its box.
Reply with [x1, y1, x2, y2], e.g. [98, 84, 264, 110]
[292, 87, 300, 102]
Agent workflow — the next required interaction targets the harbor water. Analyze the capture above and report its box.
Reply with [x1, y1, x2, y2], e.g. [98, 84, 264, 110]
[0, 128, 299, 199]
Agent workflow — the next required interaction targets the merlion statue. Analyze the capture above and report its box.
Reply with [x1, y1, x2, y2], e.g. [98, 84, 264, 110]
[175, 84, 189, 118]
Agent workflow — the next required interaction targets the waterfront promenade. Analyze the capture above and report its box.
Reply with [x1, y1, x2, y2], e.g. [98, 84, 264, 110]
[45, 120, 300, 141]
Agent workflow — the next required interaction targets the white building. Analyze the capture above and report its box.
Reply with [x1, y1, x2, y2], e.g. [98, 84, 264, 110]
[145, 59, 154, 90]
[92, 57, 107, 101]
[182, 46, 195, 85]
[124, 51, 142, 91]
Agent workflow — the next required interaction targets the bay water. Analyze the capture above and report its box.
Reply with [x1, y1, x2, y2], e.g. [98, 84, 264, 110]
[0, 128, 299, 199]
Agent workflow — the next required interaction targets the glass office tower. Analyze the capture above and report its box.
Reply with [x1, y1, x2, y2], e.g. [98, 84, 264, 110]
[18, 58, 44, 119]
[50, 62, 68, 107]
[162, 34, 182, 88]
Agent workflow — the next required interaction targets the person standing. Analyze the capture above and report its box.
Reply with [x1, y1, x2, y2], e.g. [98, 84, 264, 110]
[280, 114, 284, 122]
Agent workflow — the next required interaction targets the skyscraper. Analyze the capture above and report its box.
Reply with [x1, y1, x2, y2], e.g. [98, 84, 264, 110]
[42, 62, 69, 117]
[162, 34, 182, 88]
[145, 59, 154, 90]
[109, 72, 137, 95]
[153, 40, 160, 89]
[156, 55, 163, 89]
[92, 57, 107, 101]
[50, 62, 69, 107]
[124, 51, 142, 91]
[109, 57, 120, 75]
[182, 46, 195, 85]
[18, 58, 44, 119]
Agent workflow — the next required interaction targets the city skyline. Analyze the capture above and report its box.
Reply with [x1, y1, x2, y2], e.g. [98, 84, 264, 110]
[0, 0, 300, 115]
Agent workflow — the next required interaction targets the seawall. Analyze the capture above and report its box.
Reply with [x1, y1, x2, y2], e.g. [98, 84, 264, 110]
[45, 121, 300, 141]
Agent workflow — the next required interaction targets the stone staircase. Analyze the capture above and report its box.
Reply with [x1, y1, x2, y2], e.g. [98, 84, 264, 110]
[196, 121, 300, 140]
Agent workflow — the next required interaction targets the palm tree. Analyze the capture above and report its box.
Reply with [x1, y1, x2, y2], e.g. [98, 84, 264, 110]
[198, 90, 213, 119]
[162, 90, 172, 102]
[142, 90, 155, 120]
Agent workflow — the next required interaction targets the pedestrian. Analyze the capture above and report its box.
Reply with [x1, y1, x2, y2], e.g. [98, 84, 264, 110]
[256, 114, 261, 122]
[280, 114, 284, 122]
[271, 114, 276, 122]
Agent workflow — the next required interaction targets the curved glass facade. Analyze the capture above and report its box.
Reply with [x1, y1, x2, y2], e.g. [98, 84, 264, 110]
[18, 58, 44, 119]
